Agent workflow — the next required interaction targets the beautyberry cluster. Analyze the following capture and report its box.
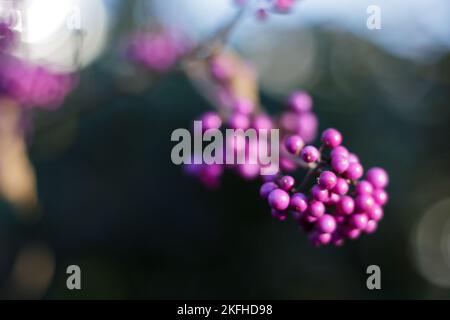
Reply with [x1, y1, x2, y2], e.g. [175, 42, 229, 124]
[260, 128, 389, 247]
[125, 30, 190, 73]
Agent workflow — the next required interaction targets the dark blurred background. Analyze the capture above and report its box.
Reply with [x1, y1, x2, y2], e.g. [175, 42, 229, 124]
[0, 0, 450, 299]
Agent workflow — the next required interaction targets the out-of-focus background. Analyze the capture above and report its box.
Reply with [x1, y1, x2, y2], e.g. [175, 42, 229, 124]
[0, 0, 450, 299]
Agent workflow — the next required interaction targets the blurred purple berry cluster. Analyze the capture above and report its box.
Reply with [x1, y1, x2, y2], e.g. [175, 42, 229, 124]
[260, 128, 389, 247]
[234, 0, 297, 20]
[0, 23, 76, 109]
[125, 30, 191, 73]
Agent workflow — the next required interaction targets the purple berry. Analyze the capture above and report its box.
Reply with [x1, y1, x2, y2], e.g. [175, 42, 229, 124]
[311, 185, 329, 202]
[308, 200, 325, 218]
[268, 189, 290, 211]
[332, 178, 349, 195]
[346, 163, 364, 180]
[252, 114, 273, 130]
[309, 232, 332, 246]
[372, 189, 388, 206]
[316, 214, 337, 233]
[350, 213, 369, 230]
[355, 194, 375, 212]
[271, 209, 288, 221]
[355, 180, 374, 195]
[321, 128, 343, 148]
[290, 193, 308, 213]
[318, 171, 337, 190]
[331, 155, 349, 174]
[233, 98, 254, 115]
[337, 196, 354, 215]
[260, 182, 278, 199]
[330, 146, 349, 159]
[327, 193, 340, 205]
[289, 91, 312, 113]
[228, 113, 250, 129]
[285, 135, 304, 155]
[364, 220, 378, 234]
[277, 175, 295, 191]
[366, 167, 389, 189]
[368, 206, 384, 221]
[347, 153, 360, 164]
[344, 228, 361, 240]
[300, 145, 320, 163]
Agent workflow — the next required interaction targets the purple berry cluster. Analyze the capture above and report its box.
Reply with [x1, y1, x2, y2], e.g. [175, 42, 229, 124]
[125, 30, 190, 73]
[235, 0, 297, 20]
[185, 53, 318, 188]
[260, 128, 389, 247]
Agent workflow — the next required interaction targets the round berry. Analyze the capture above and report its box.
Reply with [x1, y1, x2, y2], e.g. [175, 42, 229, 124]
[372, 189, 388, 206]
[347, 153, 360, 164]
[366, 167, 389, 189]
[332, 178, 349, 195]
[228, 113, 250, 129]
[355, 180, 374, 195]
[331, 155, 349, 174]
[277, 175, 295, 191]
[355, 194, 375, 212]
[337, 196, 354, 215]
[309, 232, 332, 246]
[290, 193, 308, 213]
[289, 91, 312, 113]
[350, 213, 369, 230]
[308, 200, 325, 218]
[364, 220, 378, 234]
[317, 214, 337, 233]
[327, 193, 340, 205]
[285, 135, 304, 155]
[268, 189, 290, 211]
[300, 145, 320, 163]
[252, 114, 273, 131]
[260, 182, 278, 199]
[331, 146, 349, 159]
[321, 128, 343, 148]
[311, 185, 329, 202]
[318, 171, 337, 190]
[346, 163, 364, 180]
[368, 205, 384, 221]
[344, 228, 361, 240]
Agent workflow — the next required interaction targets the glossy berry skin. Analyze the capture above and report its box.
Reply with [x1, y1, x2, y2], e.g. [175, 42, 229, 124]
[311, 185, 329, 202]
[364, 220, 378, 234]
[321, 128, 343, 148]
[260, 182, 278, 199]
[331, 155, 349, 174]
[330, 146, 349, 159]
[290, 193, 308, 213]
[337, 196, 354, 215]
[355, 180, 374, 195]
[347, 153, 360, 164]
[346, 163, 364, 180]
[366, 167, 389, 189]
[268, 189, 290, 211]
[355, 194, 375, 212]
[318, 171, 337, 190]
[316, 214, 337, 233]
[350, 213, 369, 230]
[309, 232, 332, 246]
[332, 178, 349, 195]
[285, 135, 304, 155]
[278, 175, 295, 191]
[344, 228, 361, 240]
[289, 91, 312, 113]
[300, 145, 320, 163]
[327, 193, 340, 205]
[308, 200, 325, 218]
[372, 189, 388, 206]
[368, 206, 384, 221]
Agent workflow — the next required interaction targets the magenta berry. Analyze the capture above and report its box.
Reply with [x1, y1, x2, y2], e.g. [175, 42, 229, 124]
[364, 220, 378, 234]
[368, 206, 384, 221]
[201, 112, 222, 130]
[318, 171, 337, 190]
[355, 194, 375, 212]
[277, 175, 295, 191]
[289, 91, 312, 113]
[316, 214, 337, 233]
[290, 193, 308, 213]
[285, 135, 304, 155]
[330, 146, 349, 159]
[331, 155, 349, 174]
[346, 163, 364, 180]
[372, 189, 388, 206]
[311, 185, 329, 202]
[308, 200, 325, 218]
[260, 182, 278, 199]
[321, 128, 343, 148]
[300, 145, 319, 163]
[233, 98, 254, 115]
[337, 196, 355, 215]
[271, 209, 288, 221]
[332, 178, 349, 195]
[355, 180, 374, 195]
[366, 167, 389, 189]
[350, 213, 369, 230]
[268, 189, 290, 211]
